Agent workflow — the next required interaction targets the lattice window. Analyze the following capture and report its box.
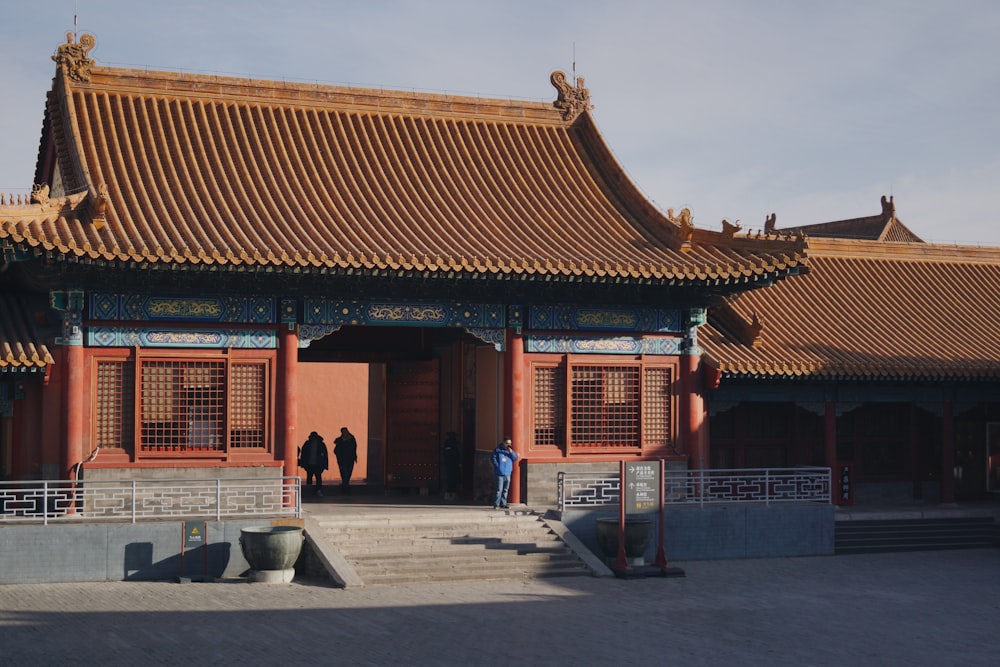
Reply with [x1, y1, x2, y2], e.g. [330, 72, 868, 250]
[93, 352, 272, 457]
[230, 362, 266, 449]
[532, 365, 565, 449]
[570, 364, 640, 448]
[95, 359, 135, 450]
[642, 366, 673, 449]
[531, 359, 675, 452]
[140, 359, 226, 452]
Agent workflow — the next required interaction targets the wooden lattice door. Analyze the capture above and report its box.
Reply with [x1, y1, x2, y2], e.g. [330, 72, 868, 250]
[385, 360, 440, 489]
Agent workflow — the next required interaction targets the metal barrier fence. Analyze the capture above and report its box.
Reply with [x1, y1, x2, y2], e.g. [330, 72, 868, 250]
[557, 467, 831, 511]
[0, 477, 301, 524]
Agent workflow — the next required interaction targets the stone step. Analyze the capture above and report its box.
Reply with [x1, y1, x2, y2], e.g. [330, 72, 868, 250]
[834, 517, 1000, 555]
[309, 507, 595, 585]
[315, 514, 543, 531]
[350, 551, 581, 573]
[339, 540, 566, 556]
[324, 525, 556, 540]
[355, 558, 593, 585]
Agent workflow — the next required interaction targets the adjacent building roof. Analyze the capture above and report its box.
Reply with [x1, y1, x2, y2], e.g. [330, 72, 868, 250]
[775, 195, 923, 243]
[0, 292, 53, 370]
[0, 33, 807, 290]
[702, 227, 1000, 381]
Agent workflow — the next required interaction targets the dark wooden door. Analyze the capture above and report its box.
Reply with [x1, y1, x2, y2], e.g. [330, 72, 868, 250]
[385, 360, 440, 488]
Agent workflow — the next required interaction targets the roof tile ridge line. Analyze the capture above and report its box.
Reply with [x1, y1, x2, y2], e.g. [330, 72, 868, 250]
[522, 119, 643, 275]
[138, 92, 208, 260]
[332, 108, 410, 265]
[404, 114, 499, 265]
[53, 65, 95, 203]
[494, 120, 580, 265]
[345, 110, 434, 266]
[92, 65, 558, 119]
[201, 98, 274, 261]
[180, 97, 254, 261]
[254, 103, 326, 264]
[304, 107, 377, 259]
[367, 112, 454, 258]
[569, 111, 683, 251]
[82, 90, 131, 259]
[736, 258, 852, 361]
[808, 236, 1000, 263]
[455, 115, 539, 261]
[279, 104, 343, 265]
[436, 116, 534, 263]
[242, 101, 309, 264]
[379, 117, 476, 265]
[64, 88, 107, 257]
[210, 96, 285, 259]
[230, 97, 297, 263]
[171, 99, 239, 264]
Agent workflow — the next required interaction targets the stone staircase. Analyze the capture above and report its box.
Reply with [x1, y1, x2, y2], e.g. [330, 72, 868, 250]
[835, 516, 1000, 555]
[310, 506, 595, 585]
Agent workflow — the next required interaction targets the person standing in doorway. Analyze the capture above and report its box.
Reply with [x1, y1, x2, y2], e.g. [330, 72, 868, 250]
[334, 427, 358, 494]
[298, 431, 328, 497]
[490, 437, 518, 509]
[442, 432, 461, 501]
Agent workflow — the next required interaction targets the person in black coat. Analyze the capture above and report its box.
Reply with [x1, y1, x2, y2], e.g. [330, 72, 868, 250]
[442, 432, 461, 501]
[334, 427, 358, 494]
[298, 431, 328, 497]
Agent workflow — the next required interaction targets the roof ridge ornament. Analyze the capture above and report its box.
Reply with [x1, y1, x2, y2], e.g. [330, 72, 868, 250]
[550, 70, 592, 121]
[880, 194, 895, 219]
[53, 32, 96, 82]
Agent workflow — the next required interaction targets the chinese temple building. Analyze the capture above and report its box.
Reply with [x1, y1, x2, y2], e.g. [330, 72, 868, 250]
[3, 34, 998, 508]
[0, 33, 808, 504]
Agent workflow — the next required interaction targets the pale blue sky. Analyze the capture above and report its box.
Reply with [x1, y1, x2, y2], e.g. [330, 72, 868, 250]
[2, 0, 998, 245]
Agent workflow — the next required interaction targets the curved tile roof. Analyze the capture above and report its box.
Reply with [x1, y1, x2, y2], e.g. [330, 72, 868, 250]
[1, 34, 807, 288]
[701, 239, 1000, 380]
[0, 292, 53, 370]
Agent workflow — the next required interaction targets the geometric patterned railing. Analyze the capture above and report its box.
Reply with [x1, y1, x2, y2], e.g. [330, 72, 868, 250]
[558, 467, 831, 511]
[0, 477, 301, 525]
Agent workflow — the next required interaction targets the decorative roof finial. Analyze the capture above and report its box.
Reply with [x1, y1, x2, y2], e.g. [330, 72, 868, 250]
[550, 70, 592, 121]
[880, 194, 895, 219]
[52, 32, 96, 82]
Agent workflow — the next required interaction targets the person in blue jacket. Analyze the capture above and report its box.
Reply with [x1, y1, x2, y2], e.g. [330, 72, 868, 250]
[490, 437, 519, 509]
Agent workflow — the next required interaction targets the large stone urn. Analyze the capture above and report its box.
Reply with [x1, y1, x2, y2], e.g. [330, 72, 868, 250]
[239, 525, 304, 583]
[595, 517, 653, 566]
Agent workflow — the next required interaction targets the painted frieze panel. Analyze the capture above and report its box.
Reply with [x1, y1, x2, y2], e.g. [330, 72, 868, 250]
[89, 327, 275, 349]
[304, 299, 506, 329]
[526, 335, 680, 355]
[91, 293, 275, 324]
[527, 305, 681, 333]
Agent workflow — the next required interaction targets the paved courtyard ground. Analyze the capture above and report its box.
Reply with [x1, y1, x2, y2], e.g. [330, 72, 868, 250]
[1, 548, 997, 666]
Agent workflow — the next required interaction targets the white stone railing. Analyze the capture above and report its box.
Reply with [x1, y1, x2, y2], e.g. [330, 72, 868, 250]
[558, 467, 831, 511]
[0, 477, 301, 524]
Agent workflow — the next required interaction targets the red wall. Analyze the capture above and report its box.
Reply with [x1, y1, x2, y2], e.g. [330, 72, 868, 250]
[297, 362, 369, 483]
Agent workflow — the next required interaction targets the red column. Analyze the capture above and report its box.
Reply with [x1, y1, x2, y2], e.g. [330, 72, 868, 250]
[940, 399, 955, 504]
[63, 343, 84, 479]
[505, 330, 525, 504]
[279, 324, 299, 479]
[680, 354, 705, 470]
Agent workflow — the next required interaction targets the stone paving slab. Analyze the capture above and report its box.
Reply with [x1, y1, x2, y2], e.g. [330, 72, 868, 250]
[2, 549, 998, 666]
